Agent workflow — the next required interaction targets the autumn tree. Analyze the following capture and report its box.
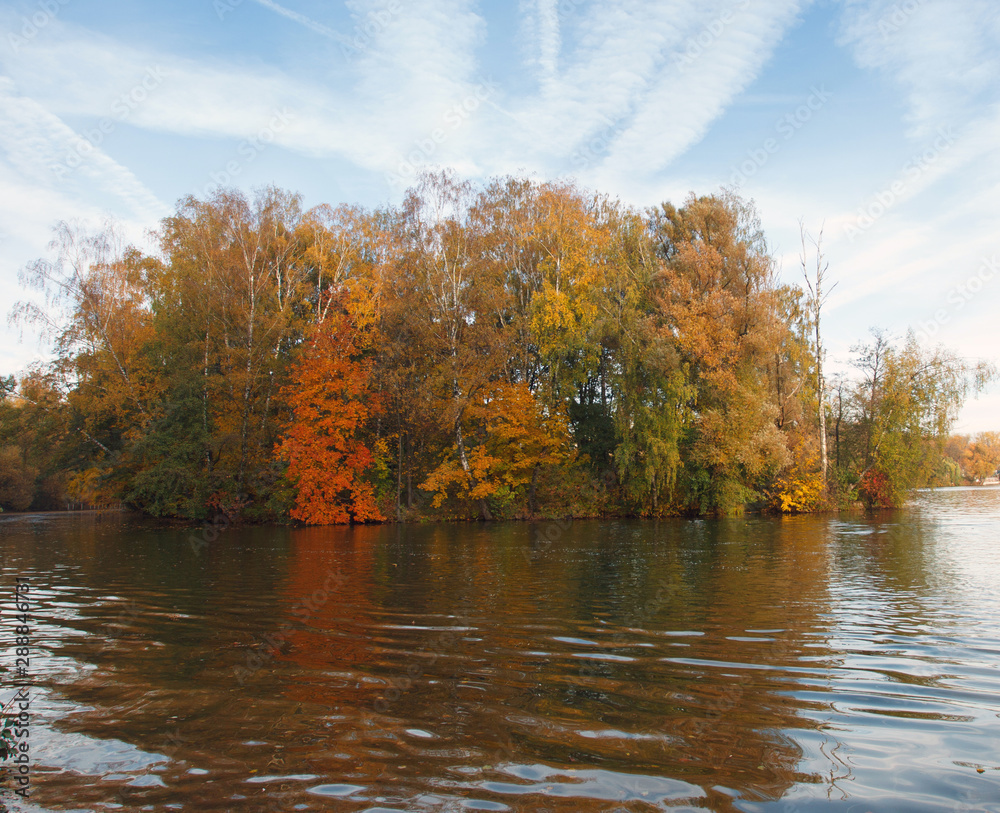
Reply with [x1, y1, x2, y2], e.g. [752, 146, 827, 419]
[963, 431, 1000, 483]
[651, 192, 788, 514]
[148, 187, 308, 517]
[587, 198, 687, 513]
[394, 172, 516, 520]
[13, 220, 160, 467]
[0, 370, 74, 510]
[470, 176, 546, 388]
[11, 175, 994, 522]
[277, 303, 383, 525]
[420, 382, 572, 517]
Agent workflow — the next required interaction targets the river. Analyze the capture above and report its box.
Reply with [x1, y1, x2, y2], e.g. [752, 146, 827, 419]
[1, 487, 999, 811]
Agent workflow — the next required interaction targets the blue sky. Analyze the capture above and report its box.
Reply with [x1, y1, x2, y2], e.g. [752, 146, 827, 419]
[1, 0, 998, 430]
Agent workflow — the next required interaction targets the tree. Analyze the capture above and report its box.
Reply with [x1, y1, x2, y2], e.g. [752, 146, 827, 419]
[419, 382, 572, 517]
[965, 432, 1000, 483]
[154, 187, 307, 515]
[395, 172, 514, 520]
[799, 221, 835, 485]
[13, 220, 161, 463]
[850, 329, 995, 507]
[277, 306, 383, 525]
[651, 192, 789, 513]
[528, 181, 605, 407]
[0, 370, 73, 510]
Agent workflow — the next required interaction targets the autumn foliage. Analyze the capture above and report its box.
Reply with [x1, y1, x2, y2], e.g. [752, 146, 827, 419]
[4, 175, 994, 520]
[277, 309, 383, 525]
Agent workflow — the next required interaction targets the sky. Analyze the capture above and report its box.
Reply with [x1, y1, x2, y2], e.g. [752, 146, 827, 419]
[0, 0, 998, 431]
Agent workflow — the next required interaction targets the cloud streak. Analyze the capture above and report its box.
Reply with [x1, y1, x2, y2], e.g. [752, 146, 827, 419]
[0, 78, 167, 222]
[250, 0, 350, 44]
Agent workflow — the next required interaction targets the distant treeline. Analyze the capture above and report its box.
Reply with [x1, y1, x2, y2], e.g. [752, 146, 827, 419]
[0, 173, 995, 522]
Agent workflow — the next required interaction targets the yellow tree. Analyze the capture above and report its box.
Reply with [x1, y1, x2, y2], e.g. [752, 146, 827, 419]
[652, 192, 788, 513]
[298, 202, 389, 327]
[529, 181, 605, 405]
[14, 220, 160, 453]
[469, 176, 546, 387]
[965, 432, 1000, 483]
[419, 381, 572, 516]
[394, 172, 514, 520]
[849, 330, 995, 507]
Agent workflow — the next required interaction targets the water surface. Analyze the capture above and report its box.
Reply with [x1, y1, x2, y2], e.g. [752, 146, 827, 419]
[2, 488, 1000, 811]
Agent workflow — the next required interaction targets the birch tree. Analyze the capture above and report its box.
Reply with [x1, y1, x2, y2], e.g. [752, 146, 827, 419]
[799, 221, 835, 485]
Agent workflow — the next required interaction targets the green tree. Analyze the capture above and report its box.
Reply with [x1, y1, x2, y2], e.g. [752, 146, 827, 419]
[850, 329, 995, 507]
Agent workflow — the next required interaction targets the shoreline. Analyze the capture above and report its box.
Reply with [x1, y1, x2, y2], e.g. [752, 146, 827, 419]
[2, 483, 997, 528]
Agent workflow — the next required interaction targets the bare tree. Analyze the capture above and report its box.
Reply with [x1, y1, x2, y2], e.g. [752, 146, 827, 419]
[800, 221, 837, 484]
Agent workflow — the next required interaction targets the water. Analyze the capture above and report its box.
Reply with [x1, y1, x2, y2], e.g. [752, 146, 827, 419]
[1, 488, 999, 812]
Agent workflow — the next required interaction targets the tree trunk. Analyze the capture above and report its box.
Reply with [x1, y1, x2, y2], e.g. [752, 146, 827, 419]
[600, 345, 607, 410]
[800, 223, 833, 487]
[816, 315, 828, 484]
[396, 428, 403, 522]
[528, 465, 539, 516]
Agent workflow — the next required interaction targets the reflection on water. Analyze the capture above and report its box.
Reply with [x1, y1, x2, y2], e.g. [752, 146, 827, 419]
[1, 488, 999, 811]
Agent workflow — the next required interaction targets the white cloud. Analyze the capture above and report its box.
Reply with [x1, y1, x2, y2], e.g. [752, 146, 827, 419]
[0, 0, 810, 196]
[0, 0, 997, 429]
[0, 78, 167, 222]
[839, 0, 1000, 136]
[593, 0, 804, 191]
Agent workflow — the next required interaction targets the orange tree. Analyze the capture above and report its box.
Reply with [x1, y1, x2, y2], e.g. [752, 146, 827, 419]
[277, 306, 383, 525]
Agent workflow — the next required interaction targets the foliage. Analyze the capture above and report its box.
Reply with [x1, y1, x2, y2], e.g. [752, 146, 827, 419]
[420, 382, 572, 517]
[1, 710, 16, 760]
[6, 176, 996, 522]
[277, 308, 383, 525]
[963, 431, 1000, 483]
[652, 193, 789, 514]
[769, 446, 825, 514]
[844, 330, 995, 507]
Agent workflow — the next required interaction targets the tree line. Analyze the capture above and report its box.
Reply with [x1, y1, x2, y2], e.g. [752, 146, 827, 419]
[0, 173, 994, 521]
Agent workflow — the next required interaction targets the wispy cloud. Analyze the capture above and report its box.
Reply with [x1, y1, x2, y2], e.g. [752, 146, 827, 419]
[839, 0, 1000, 136]
[591, 0, 805, 194]
[825, 0, 1000, 306]
[250, 0, 350, 45]
[495, 0, 807, 197]
[537, 0, 561, 86]
[0, 0, 810, 198]
[0, 78, 167, 222]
